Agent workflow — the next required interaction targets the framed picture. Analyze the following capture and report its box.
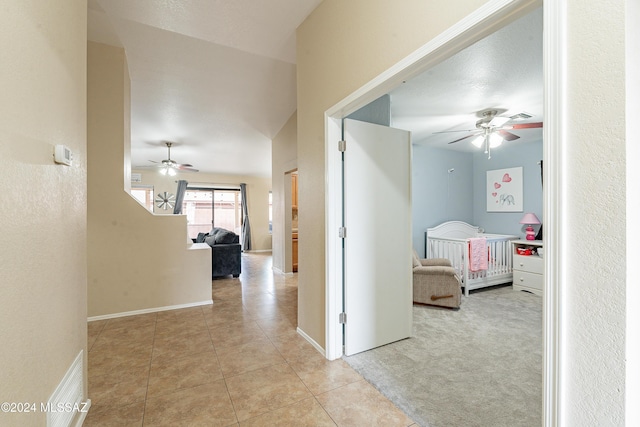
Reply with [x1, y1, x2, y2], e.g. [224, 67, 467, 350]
[487, 167, 523, 212]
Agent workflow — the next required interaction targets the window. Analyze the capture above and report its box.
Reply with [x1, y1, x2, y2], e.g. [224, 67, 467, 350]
[131, 185, 154, 212]
[182, 188, 242, 239]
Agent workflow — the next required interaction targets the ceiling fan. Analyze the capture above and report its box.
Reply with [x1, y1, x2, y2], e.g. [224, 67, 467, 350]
[147, 142, 199, 176]
[438, 110, 543, 159]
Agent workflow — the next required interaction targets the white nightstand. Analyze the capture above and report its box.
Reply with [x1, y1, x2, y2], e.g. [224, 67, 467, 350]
[511, 240, 543, 296]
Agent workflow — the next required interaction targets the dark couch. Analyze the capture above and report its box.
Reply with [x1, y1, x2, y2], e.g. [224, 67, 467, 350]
[195, 228, 241, 278]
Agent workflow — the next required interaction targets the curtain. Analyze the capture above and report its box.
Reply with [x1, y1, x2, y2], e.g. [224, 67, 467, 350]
[539, 160, 543, 186]
[240, 183, 252, 251]
[536, 161, 543, 240]
[173, 180, 188, 214]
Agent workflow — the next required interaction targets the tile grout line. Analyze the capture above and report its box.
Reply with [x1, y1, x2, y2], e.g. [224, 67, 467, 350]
[140, 312, 157, 427]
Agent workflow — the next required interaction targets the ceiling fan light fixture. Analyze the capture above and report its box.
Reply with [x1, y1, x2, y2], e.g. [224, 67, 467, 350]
[159, 165, 177, 176]
[490, 116, 510, 127]
[149, 141, 199, 175]
[489, 133, 503, 147]
[471, 135, 484, 148]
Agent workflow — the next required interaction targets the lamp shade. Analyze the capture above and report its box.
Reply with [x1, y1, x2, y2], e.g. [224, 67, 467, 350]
[471, 135, 484, 148]
[519, 212, 541, 225]
[489, 133, 503, 147]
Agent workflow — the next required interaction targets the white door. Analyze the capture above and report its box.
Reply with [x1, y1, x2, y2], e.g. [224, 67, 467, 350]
[343, 119, 412, 356]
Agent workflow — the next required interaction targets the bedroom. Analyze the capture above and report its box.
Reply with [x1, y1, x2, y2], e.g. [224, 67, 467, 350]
[343, 7, 543, 278]
[393, 6, 544, 256]
[339, 7, 544, 425]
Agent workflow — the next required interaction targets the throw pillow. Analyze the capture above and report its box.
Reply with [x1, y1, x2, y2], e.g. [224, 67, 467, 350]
[214, 229, 238, 244]
[204, 235, 217, 246]
[196, 232, 208, 243]
[412, 249, 421, 268]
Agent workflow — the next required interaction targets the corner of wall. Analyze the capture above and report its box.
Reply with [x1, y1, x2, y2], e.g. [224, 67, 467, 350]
[87, 42, 211, 317]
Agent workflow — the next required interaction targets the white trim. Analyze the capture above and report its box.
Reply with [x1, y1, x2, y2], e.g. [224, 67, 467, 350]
[542, 2, 565, 425]
[272, 266, 295, 276]
[297, 327, 326, 357]
[325, 116, 344, 361]
[627, 0, 640, 424]
[245, 249, 272, 253]
[186, 182, 241, 190]
[87, 300, 213, 322]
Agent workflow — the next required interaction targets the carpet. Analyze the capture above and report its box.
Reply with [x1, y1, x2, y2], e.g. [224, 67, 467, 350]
[343, 285, 542, 427]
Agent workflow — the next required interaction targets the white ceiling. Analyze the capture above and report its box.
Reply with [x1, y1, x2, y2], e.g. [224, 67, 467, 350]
[87, 3, 542, 177]
[390, 8, 543, 151]
[88, 0, 323, 177]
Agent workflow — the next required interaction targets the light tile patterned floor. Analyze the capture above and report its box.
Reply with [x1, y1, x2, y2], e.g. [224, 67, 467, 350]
[86, 252, 416, 426]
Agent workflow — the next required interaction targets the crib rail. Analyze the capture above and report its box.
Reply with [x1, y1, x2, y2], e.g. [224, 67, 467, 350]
[426, 234, 517, 296]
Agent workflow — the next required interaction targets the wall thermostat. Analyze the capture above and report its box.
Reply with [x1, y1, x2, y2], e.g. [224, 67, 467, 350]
[54, 144, 73, 166]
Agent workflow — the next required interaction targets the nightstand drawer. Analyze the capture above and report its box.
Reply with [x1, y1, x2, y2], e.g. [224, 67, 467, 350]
[513, 270, 543, 291]
[513, 255, 543, 274]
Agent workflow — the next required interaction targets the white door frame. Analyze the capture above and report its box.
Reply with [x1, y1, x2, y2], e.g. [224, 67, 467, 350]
[324, 0, 564, 425]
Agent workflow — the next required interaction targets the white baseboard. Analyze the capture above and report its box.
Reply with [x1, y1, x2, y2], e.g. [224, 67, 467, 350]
[272, 266, 295, 276]
[87, 300, 213, 322]
[297, 327, 326, 358]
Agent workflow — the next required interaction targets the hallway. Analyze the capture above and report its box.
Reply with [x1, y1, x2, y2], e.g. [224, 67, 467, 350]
[86, 252, 415, 426]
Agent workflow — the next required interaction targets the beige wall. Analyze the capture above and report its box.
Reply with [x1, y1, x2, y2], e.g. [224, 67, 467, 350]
[296, 0, 628, 422]
[296, 0, 488, 350]
[132, 170, 273, 251]
[0, 1, 88, 426]
[271, 112, 298, 272]
[563, 0, 626, 422]
[88, 42, 211, 318]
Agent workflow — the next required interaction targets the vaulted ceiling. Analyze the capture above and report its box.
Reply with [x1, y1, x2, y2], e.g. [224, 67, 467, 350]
[88, 0, 322, 177]
[88, 2, 542, 177]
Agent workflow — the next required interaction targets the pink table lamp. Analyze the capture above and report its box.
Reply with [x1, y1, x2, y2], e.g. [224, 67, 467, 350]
[519, 213, 541, 240]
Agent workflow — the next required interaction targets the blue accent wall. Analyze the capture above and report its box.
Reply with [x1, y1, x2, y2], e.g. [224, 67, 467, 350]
[412, 146, 474, 256]
[412, 139, 542, 255]
[347, 95, 391, 126]
[472, 140, 543, 237]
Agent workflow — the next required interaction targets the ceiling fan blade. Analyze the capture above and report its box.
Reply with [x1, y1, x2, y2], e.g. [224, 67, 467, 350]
[497, 130, 520, 141]
[433, 128, 477, 134]
[507, 122, 543, 130]
[447, 133, 479, 144]
[176, 165, 199, 172]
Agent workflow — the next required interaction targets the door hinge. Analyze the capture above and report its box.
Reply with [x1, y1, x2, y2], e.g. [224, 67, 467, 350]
[339, 312, 347, 324]
[338, 227, 346, 238]
[338, 140, 346, 152]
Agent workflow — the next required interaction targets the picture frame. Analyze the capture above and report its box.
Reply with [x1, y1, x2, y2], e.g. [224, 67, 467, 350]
[486, 167, 523, 212]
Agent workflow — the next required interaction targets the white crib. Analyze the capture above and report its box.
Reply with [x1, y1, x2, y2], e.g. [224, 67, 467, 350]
[425, 221, 518, 296]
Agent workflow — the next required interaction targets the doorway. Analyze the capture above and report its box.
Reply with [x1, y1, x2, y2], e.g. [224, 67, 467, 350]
[341, 119, 412, 356]
[325, 0, 560, 424]
[284, 169, 299, 274]
[291, 170, 298, 272]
